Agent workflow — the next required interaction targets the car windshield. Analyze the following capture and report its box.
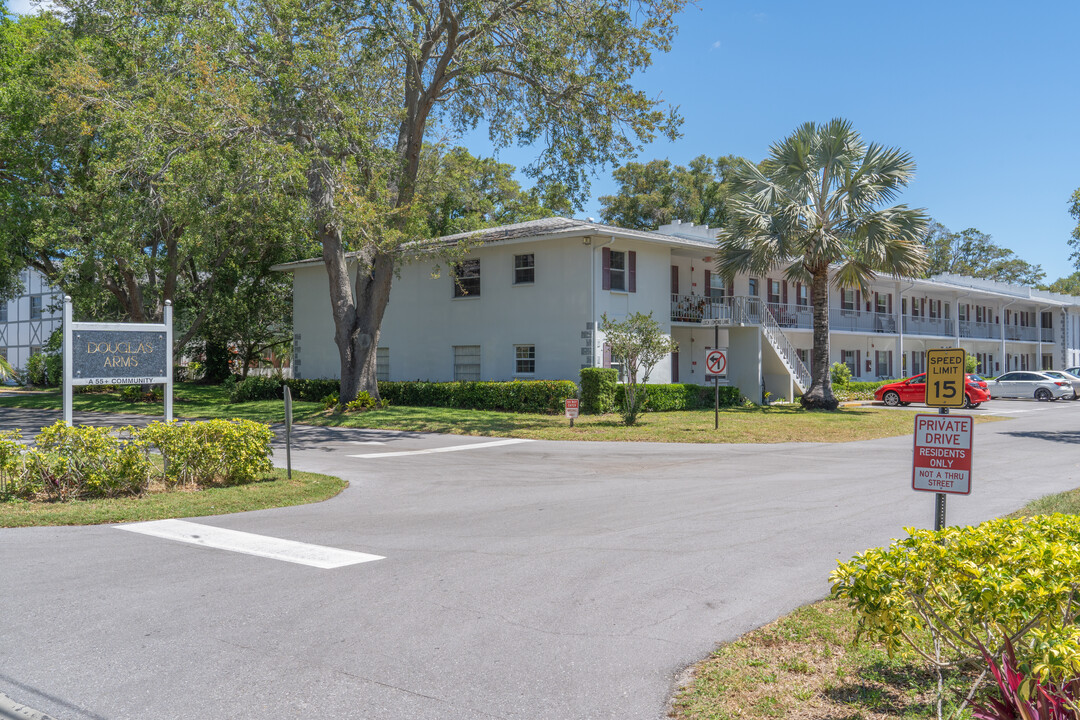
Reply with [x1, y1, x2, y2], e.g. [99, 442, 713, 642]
[968, 375, 984, 383]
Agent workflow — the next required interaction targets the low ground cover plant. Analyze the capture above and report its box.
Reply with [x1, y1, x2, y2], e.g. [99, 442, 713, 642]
[0, 418, 274, 502]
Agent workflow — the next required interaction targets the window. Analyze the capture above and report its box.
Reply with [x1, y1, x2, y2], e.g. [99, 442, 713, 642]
[841, 289, 855, 311]
[609, 251, 627, 291]
[875, 350, 891, 378]
[841, 350, 856, 375]
[0, 302, 6, 322]
[452, 259, 481, 297]
[515, 345, 535, 374]
[912, 351, 925, 375]
[796, 348, 809, 366]
[514, 254, 535, 285]
[767, 280, 781, 304]
[710, 273, 727, 299]
[875, 293, 888, 315]
[797, 284, 808, 306]
[376, 347, 389, 382]
[928, 299, 937, 319]
[30, 296, 42, 320]
[748, 278, 758, 297]
[453, 345, 481, 380]
[29, 345, 41, 357]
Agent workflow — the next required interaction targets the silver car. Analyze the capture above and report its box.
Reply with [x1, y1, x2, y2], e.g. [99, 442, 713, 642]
[1041, 370, 1080, 400]
[988, 371, 1073, 401]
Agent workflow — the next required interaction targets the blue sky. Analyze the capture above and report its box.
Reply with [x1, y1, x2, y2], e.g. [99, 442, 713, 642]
[9, 0, 1079, 282]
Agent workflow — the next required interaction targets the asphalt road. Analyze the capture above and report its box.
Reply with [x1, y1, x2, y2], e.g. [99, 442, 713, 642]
[2, 401, 1079, 720]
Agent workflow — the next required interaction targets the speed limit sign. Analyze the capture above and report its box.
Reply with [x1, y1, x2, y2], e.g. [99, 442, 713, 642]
[926, 348, 966, 408]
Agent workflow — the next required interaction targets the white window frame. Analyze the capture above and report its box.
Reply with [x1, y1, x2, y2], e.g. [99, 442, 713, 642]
[609, 251, 626, 292]
[453, 259, 481, 298]
[514, 344, 535, 375]
[30, 296, 43, 320]
[513, 254, 535, 285]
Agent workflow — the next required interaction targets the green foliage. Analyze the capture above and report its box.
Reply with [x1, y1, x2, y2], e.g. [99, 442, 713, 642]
[24, 352, 59, 387]
[0, 419, 274, 501]
[618, 383, 741, 412]
[830, 361, 852, 389]
[286, 379, 342, 402]
[120, 385, 163, 403]
[229, 376, 285, 403]
[1043, 271, 1080, 296]
[139, 419, 274, 487]
[342, 391, 387, 413]
[923, 222, 1044, 286]
[378, 380, 577, 414]
[831, 515, 1080, 682]
[965, 355, 979, 374]
[600, 312, 679, 425]
[972, 639, 1080, 720]
[322, 393, 339, 410]
[580, 368, 619, 414]
[598, 155, 743, 230]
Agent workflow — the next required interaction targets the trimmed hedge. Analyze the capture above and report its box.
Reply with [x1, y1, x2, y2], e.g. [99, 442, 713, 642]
[0, 419, 274, 501]
[617, 383, 742, 412]
[580, 368, 618, 414]
[379, 380, 576, 414]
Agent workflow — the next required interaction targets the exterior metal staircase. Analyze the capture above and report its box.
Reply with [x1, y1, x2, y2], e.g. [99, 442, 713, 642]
[707, 297, 812, 394]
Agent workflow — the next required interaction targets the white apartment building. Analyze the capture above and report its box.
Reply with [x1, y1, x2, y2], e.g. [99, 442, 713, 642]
[0, 267, 63, 370]
[276, 218, 1080, 403]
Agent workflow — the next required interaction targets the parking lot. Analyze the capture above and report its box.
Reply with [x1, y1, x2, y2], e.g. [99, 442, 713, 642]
[2, 403, 1079, 720]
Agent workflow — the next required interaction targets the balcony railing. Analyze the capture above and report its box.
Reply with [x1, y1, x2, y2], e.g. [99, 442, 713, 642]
[671, 296, 1057, 344]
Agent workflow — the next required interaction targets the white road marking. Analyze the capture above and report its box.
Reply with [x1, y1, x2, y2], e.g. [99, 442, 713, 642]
[115, 519, 384, 569]
[347, 440, 386, 445]
[349, 438, 532, 458]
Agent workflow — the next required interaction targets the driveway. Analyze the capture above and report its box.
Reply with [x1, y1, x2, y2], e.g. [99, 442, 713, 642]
[1, 404, 1078, 720]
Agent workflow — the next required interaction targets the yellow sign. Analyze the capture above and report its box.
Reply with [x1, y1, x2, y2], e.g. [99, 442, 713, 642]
[926, 348, 966, 407]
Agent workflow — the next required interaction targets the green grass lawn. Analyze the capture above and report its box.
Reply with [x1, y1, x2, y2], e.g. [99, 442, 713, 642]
[671, 488, 1080, 720]
[0, 384, 1004, 444]
[0, 468, 347, 528]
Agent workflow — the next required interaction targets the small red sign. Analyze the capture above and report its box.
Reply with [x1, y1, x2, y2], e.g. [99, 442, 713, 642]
[912, 414, 973, 495]
[565, 398, 580, 418]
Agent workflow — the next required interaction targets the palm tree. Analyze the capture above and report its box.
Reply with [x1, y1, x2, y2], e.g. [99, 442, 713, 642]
[716, 119, 928, 410]
[0, 355, 16, 384]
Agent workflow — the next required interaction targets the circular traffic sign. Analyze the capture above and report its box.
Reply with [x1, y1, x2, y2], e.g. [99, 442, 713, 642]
[705, 349, 727, 375]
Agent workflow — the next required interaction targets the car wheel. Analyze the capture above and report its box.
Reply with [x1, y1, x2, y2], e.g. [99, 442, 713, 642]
[1035, 388, 1052, 401]
[963, 394, 975, 409]
[967, 402, 981, 409]
[882, 391, 901, 407]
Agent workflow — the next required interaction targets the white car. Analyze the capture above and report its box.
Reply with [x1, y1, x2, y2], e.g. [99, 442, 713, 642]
[1041, 370, 1080, 400]
[988, 371, 1073, 401]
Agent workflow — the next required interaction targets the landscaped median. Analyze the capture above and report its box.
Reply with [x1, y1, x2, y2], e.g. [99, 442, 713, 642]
[671, 492, 1080, 720]
[0, 382, 1004, 444]
[0, 418, 346, 527]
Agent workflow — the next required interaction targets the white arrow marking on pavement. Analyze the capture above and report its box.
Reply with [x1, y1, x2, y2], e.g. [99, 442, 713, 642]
[115, 519, 384, 569]
[349, 438, 532, 458]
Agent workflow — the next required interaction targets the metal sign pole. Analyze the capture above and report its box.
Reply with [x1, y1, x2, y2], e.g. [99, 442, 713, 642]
[284, 385, 293, 480]
[164, 300, 173, 423]
[62, 296, 73, 426]
[714, 324, 719, 430]
[935, 405, 948, 531]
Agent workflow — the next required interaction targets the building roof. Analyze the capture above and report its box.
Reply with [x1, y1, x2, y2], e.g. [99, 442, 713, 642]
[270, 217, 717, 271]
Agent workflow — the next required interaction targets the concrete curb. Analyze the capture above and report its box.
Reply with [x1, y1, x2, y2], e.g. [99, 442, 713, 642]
[0, 693, 60, 720]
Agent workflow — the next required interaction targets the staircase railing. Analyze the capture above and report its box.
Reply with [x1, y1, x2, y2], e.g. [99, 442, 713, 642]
[722, 297, 811, 392]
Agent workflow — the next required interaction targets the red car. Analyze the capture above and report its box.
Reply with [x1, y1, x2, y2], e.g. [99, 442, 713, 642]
[874, 373, 991, 409]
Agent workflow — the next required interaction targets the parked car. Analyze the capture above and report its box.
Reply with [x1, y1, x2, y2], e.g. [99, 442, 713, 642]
[875, 373, 991, 409]
[1040, 370, 1080, 399]
[988, 371, 1073, 401]
[1066, 367, 1080, 377]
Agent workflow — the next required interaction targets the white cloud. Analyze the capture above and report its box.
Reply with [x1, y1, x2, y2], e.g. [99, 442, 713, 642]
[711, 40, 722, 50]
[7, 0, 54, 14]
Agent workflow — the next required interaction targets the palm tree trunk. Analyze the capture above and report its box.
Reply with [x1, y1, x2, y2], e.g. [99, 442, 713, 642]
[801, 269, 839, 410]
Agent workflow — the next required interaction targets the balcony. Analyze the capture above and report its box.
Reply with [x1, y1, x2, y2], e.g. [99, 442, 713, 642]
[831, 309, 898, 334]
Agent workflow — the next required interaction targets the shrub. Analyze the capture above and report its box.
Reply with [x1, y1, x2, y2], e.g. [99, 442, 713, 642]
[0, 430, 23, 497]
[617, 383, 741, 412]
[322, 393, 339, 410]
[286, 378, 341, 401]
[972, 638, 1080, 720]
[830, 361, 852, 389]
[580, 368, 618, 414]
[832, 515, 1080, 682]
[141, 419, 274, 487]
[25, 353, 48, 386]
[31, 422, 151, 500]
[378, 380, 576, 414]
[343, 391, 388, 412]
[229, 375, 283, 403]
[120, 385, 163, 403]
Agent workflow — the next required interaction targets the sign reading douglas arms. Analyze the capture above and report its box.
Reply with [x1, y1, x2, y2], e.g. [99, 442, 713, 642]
[72, 330, 168, 385]
[63, 296, 174, 425]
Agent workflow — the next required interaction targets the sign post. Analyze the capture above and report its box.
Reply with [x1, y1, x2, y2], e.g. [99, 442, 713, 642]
[565, 398, 579, 427]
[63, 296, 174, 426]
[283, 385, 293, 479]
[704, 345, 728, 430]
[920, 348, 969, 529]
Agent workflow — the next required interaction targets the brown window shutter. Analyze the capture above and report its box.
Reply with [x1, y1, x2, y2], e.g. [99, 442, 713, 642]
[795, 282, 801, 304]
[671, 351, 679, 383]
[704, 270, 711, 298]
[727, 279, 734, 297]
[888, 350, 893, 377]
[856, 349, 861, 374]
[782, 281, 788, 304]
[628, 251, 637, 293]
[602, 247, 611, 290]
[856, 290, 861, 310]
[671, 265, 678, 295]
[766, 277, 772, 301]
[603, 342, 611, 368]
[888, 294, 893, 314]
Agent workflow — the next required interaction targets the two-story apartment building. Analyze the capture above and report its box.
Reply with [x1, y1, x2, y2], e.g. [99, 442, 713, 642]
[0, 268, 63, 371]
[275, 217, 1080, 403]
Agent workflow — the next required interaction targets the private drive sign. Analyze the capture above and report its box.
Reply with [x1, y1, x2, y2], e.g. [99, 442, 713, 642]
[912, 414, 973, 495]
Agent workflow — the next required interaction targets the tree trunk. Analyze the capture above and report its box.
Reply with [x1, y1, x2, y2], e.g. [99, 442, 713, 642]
[801, 268, 838, 410]
[309, 161, 394, 404]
